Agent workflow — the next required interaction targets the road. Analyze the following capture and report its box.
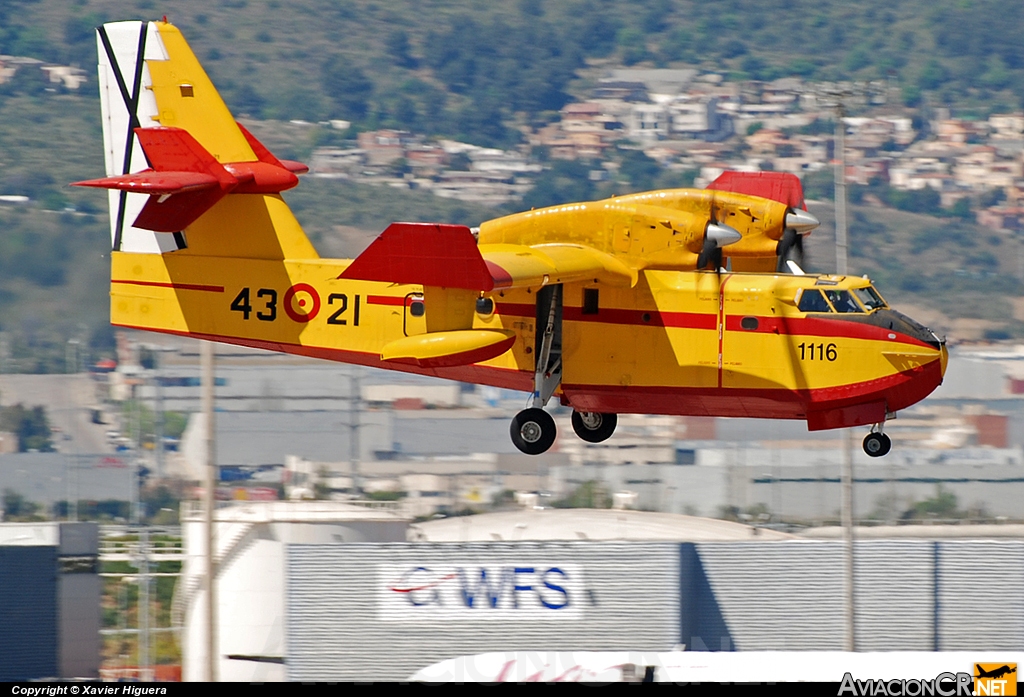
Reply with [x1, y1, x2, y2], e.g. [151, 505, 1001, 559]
[0, 373, 112, 454]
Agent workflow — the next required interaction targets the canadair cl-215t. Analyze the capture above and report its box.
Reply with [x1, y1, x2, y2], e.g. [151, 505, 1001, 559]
[75, 20, 947, 457]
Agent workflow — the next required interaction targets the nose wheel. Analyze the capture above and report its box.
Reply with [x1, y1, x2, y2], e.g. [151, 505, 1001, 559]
[571, 411, 618, 443]
[862, 431, 891, 457]
[510, 408, 557, 455]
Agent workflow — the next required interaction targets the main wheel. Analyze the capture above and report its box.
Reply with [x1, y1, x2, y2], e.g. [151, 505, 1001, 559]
[571, 411, 618, 443]
[862, 432, 891, 458]
[510, 408, 557, 455]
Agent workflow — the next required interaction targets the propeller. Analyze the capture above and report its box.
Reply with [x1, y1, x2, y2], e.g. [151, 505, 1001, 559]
[775, 208, 819, 273]
[698, 221, 741, 271]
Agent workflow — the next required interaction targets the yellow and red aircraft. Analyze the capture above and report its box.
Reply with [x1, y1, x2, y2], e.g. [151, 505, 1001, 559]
[76, 20, 947, 457]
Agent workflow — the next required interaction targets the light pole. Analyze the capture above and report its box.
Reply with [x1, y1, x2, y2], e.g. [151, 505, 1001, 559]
[834, 97, 856, 653]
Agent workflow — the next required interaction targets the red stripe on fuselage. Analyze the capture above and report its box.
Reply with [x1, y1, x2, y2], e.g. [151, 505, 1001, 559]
[723, 313, 935, 349]
[112, 279, 224, 292]
[496, 302, 717, 330]
[367, 295, 407, 306]
[496, 302, 931, 349]
[717, 275, 734, 388]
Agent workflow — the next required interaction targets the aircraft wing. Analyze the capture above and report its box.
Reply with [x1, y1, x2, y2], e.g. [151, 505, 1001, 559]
[338, 222, 635, 290]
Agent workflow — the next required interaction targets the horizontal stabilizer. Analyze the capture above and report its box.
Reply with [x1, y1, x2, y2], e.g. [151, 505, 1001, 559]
[708, 171, 806, 210]
[134, 188, 228, 233]
[73, 170, 221, 194]
[237, 122, 309, 174]
[138, 127, 236, 181]
[381, 329, 516, 368]
[339, 223, 496, 290]
[74, 126, 305, 233]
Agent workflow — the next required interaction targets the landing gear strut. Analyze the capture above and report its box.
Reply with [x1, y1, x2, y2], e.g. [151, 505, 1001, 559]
[862, 424, 891, 458]
[571, 411, 618, 443]
[511, 285, 562, 455]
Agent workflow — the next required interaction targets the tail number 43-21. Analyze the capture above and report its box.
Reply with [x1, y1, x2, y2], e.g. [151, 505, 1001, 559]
[230, 286, 360, 326]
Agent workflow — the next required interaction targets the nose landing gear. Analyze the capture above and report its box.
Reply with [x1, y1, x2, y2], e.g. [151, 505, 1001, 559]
[862, 425, 891, 457]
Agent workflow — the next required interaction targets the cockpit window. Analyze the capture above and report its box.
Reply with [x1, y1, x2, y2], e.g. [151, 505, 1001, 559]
[798, 289, 833, 313]
[824, 289, 862, 313]
[852, 286, 887, 311]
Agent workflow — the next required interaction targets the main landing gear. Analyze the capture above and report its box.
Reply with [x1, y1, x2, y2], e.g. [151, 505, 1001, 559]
[571, 411, 618, 443]
[510, 408, 557, 455]
[862, 424, 891, 458]
[508, 284, 620, 455]
[510, 409, 620, 454]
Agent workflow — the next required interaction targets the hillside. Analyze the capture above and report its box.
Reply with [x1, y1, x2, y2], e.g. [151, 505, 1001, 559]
[4, 0, 1024, 142]
[0, 0, 1018, 371]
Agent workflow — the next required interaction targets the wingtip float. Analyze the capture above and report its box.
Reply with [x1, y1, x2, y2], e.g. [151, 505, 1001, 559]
[81, 19, 944, 457]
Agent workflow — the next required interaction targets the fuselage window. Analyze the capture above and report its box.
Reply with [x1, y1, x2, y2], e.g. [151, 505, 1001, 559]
[582, 288, 599, 315]
[824, 289, 862, 313]
[740, 316, 759, 330]
[409, 299, 425, 317]
[798, 289, 833, 313]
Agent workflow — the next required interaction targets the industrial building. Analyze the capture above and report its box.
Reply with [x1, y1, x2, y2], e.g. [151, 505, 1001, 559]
[179, 504, 1024, 682]
[0, 522, 100, 680]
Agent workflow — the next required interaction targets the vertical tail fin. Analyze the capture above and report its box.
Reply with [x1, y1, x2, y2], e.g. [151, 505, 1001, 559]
[96, 20, 183, 253]
[89, 20, 317, 260]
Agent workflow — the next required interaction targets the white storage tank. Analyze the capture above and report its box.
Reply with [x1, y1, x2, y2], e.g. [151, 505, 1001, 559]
[178, 500, 408, 682]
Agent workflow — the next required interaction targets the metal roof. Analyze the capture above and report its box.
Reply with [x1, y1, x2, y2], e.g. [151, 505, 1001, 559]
[411, 508, 794, 542]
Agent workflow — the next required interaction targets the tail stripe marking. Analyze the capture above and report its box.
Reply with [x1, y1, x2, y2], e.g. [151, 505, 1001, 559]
[97, 23, 149, 251]
[112, 279, 224, 293]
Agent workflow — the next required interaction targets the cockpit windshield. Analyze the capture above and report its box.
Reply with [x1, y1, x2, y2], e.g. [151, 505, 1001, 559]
[798, 289, 833, 313]
[852, 286, 887, 311]
[824, 289, 862, 313]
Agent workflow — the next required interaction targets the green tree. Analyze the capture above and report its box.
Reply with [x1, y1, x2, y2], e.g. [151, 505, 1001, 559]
[322, 57, 373, 121]
[2, 488, 40, 519]
[619, 148, 661, 192]
[907, 485, 960, 519]
[553, 481, 611, 509]
[0, 404, 53, 452]
[520, 160, 595, 210]
[386, 30, 417, 69]
[617, 27, 648, 66]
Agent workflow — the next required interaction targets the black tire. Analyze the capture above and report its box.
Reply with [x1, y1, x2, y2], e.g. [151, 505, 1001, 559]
[862, 432, 891, 458]
[510, 408, 557, 455]
[571, 411, 618, 443]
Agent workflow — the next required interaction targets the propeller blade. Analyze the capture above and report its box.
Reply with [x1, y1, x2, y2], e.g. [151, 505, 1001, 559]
[786, 259, 806, 275]
[776, 228, 798, 273]
[776, 227, 808, 273]
[697, 236, 717, 269]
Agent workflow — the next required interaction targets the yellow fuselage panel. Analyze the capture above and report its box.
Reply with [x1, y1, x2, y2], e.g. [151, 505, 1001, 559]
[111, 252, 942, 409]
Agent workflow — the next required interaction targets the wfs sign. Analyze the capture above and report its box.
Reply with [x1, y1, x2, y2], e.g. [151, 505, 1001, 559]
[378, 563, 585, 622]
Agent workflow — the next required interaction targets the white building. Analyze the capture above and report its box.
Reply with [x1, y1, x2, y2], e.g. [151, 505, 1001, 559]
[178, 500, 408, 682]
